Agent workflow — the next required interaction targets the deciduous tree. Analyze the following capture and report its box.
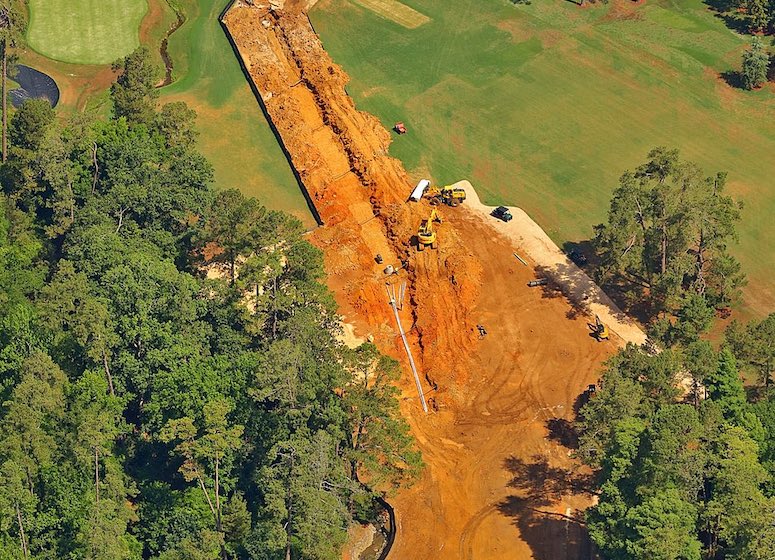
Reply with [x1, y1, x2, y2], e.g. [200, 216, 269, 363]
[111, 47, 160, 126]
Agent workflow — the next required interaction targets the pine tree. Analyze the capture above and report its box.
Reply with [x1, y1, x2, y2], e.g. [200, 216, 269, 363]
[594, 148, 743, 316]
[0, 1, 25, 163]
[742, 37, 769, 90]
[705, 349, 748, 424]
[110, 47, 160, 126]
[748, 0, 770, 31]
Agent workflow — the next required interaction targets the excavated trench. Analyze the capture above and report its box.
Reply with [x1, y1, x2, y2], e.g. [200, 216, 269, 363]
[221, 1, 482, 393]
[221, 4, 624, 559]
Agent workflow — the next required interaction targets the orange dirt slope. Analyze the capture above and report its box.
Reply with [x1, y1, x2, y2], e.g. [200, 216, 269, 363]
[223, 2, 482, 390]
[223, 3, 618, 558]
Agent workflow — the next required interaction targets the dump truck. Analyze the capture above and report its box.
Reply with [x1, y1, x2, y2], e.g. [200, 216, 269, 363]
[425, 185, 467, 207]
[417, 208, 442, 251]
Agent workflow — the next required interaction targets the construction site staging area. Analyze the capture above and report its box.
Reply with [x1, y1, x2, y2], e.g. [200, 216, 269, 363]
[223, 2, 647, 558]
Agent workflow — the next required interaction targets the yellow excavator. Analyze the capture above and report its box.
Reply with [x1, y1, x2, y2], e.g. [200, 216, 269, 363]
[425, 185, 467, 207]
[592, 315, 610, 341]
[417, 208, 442, 251]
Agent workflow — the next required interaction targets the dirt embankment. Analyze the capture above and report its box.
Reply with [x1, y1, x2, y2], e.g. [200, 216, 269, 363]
[223, 3, 627, 558]
[223, 2, 482, 392]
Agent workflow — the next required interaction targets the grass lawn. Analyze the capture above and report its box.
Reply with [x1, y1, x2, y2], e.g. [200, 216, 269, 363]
[27, 0, 148, 65]
[22, 0, 311, 227]
[159, 0, 313, 227]
[310, 0, 775, 317]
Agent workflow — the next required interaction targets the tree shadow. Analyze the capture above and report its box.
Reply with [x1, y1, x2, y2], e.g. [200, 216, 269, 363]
[720, 70, 744, 89]
[561, 240, 596, 270]
[702, 0, 751, 33]
[597, 276, 652, 325]
[496, 455, 596, 559]
[703, 0, 735, 11]
[573, 389, 594, 416]
[532, 264, 590, 321]
[546, 417, 579, 449]
[555, 240, 656, 326]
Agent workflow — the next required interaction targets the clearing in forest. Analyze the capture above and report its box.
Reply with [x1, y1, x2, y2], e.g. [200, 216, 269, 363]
[27, 0, 147, 65]
[310, 0, 775, 318]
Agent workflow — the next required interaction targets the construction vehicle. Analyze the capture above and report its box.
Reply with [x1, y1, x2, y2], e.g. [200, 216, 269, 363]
[491, 206, 513, 222]
[417, 208, 442, 251]
[591, 315, 609, 341]
[425, 185, 467, 207]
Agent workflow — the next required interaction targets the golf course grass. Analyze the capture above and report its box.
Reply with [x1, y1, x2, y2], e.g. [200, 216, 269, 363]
[160, 0, 311, 226]
[27, 0, 148, 65]
[21, 0, 310, 225]
[310, 0, 775, 316]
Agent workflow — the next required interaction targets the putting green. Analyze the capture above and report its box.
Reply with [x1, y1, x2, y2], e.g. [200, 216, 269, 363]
[27, 0, 147, 65]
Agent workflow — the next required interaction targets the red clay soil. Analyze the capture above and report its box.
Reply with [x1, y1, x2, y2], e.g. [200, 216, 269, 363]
[223, 2, 481, 387]
[223, 3, 617, 558]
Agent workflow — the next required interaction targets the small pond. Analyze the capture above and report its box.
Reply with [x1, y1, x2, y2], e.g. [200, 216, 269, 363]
[10, 65, 60, 108]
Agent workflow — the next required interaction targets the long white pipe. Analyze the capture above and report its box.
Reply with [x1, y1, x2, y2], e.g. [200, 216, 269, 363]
[388, 291, 428, 414]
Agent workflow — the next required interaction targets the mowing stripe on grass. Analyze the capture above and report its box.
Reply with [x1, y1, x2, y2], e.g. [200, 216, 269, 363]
[27, 0, 147, 65]
[350, 0, 430, 29]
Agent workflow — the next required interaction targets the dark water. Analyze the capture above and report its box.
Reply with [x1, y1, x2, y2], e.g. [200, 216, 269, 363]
[9, 64, 60, 108]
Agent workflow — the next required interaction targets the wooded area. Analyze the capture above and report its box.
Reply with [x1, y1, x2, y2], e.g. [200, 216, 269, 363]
[0, 47, 421, 559]
[577, 317, 775, 559]
[583, 147, 775, 559]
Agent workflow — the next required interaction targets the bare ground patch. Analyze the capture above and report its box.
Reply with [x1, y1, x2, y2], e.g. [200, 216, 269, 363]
[350, 0, 430, 29]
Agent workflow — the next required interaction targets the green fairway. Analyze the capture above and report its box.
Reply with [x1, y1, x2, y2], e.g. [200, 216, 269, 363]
[27, 0, 147, 64]
[160, 0, 313, 227]
[310, 0, 775, 316]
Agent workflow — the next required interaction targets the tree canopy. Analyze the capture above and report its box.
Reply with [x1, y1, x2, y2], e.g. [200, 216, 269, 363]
[594, 147, 745, 332]
[741, 37, 769, 90]
[579, 331, 775, 560]
[0, 48, 420, 559]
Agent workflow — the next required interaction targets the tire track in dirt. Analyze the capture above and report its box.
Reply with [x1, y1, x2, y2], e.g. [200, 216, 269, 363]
[459, 504, 498, 560]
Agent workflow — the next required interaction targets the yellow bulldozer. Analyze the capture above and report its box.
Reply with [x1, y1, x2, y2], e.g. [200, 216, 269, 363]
[425, 185, 466, 207]
[417, 208, 442, 251]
